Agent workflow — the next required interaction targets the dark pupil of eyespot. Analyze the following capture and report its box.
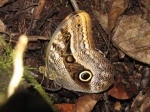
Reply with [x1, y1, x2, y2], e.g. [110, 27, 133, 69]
[81, 73, 90, 80]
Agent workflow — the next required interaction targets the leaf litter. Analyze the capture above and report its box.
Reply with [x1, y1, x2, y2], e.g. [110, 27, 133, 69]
[0, 0, 149, 112]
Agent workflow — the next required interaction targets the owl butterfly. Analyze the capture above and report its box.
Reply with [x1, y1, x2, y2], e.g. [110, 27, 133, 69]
[46, 10, 114, 93]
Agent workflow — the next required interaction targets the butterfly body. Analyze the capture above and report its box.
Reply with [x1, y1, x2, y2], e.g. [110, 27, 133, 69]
[46, 10, 114, 93]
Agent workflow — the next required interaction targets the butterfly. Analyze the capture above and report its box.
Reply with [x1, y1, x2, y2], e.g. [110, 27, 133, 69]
[45, 10, 114, 93]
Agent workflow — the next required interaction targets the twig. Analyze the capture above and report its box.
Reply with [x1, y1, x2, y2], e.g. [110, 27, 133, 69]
[70, 0, 79, 11]
[103, 92, 110, 112]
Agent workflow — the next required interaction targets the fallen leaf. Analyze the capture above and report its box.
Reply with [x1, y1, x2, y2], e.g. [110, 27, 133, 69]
[108, 0, 128, 34]
[73, 94, 102, 112]
[112, 14, 150, 64]
[0, 0, 9, 7]
[114, 101, 122, 111]
[34, 0, 46, 20]
[108, 74, 138, 99]
[140, 0, 150, 22]
[140, 67, 150, 89]
[0, 20, 6, 32]
[108, 79, 129, 99]
[93, 9, 108, 33]
[131, 88, 150, 112]
[55, 103, 74, 112]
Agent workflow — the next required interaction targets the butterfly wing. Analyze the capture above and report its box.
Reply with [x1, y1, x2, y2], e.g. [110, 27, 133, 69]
[46, 10, 114, 93]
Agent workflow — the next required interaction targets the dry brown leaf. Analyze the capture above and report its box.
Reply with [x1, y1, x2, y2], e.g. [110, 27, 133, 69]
[112, 14, 150, 64]
[131, 88, 150, 112]
[108, 74, 138, 99]
[140, 67, 150, 89]
[73, 94, 102, 112]
[93, 9, 108, 33]
[0, 0, 9, 7]
[55, 103, 74, 112]
[0, 19, 7, 49]
[114, 102, 122, 111]
[108, 0, 128, 35]
[140, 0, 150, 22]
[34, 0, 46, 20]
[0, 20, 6, 32]
[108, 79, 129, 99]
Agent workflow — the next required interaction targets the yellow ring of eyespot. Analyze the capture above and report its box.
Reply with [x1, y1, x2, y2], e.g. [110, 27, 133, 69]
[79, 71, 93, 82]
